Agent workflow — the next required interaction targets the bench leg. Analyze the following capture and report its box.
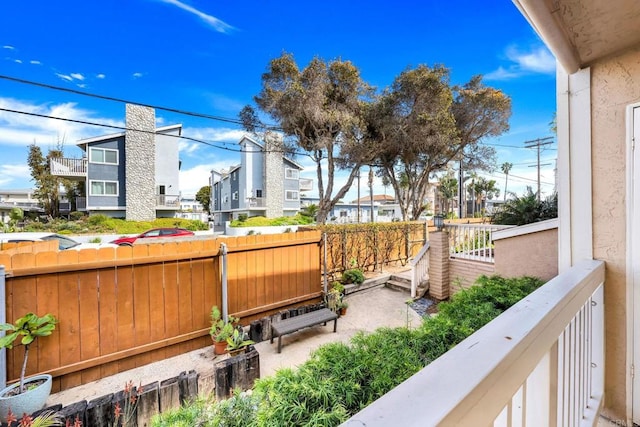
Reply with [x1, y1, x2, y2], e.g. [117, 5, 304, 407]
[333, 318, 337, 333]
[270, 327, 274, 344]
[278, 335, 283, 353]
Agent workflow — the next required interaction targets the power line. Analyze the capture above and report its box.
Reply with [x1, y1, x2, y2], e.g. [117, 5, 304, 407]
[0, 106, 295, 156]
[0, 74, 282, 130]
[524, 136, 555, 199]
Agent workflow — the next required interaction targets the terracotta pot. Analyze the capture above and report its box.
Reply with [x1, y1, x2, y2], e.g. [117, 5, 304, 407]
[213, 339, 228, 355]
[339, 307, 347, 316]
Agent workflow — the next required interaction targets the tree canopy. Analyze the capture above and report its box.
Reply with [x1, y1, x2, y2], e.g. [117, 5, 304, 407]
[242, 52, 373, 223]
[27, 143, 78, 218]
[243, 55, 511, 222]
[365, 70, 510, 220]
[195, 185, 212, 215]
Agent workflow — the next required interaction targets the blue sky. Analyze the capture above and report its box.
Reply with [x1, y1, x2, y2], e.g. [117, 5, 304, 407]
[0, 0, 556, 201]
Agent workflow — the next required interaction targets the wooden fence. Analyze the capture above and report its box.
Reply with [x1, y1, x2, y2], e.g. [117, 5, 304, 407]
[0, 231, 322, 393]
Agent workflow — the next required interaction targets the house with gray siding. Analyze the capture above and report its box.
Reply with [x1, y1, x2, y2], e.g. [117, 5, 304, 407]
[50, 104, 181, 220]
[210, 135, 311, 225]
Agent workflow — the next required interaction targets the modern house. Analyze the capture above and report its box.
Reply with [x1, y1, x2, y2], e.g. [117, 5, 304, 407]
[176, 197, 208, 222]
[50, 104, 182, 221]
[346, 1, 640, 425]
[210, 135, 312, 224]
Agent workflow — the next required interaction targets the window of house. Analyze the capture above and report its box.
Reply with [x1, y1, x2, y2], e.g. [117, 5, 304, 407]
[89, 147, 118, 165]
[255, 189, 263, 198]
[223, 195, 229, 203]
[232, 191, 239, 201]
[90, 180, 118, 196]
[285, 168, 299, 179]
[285, 190, 299, 201]
[232, 171, 237, 181]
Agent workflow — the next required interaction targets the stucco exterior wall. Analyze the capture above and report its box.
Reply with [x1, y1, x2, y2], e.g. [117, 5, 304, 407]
[494, 227, 558, 282]
[155, 129, 180, 200]
[591, 46, 640, 418]
[125, 104, 156, 221]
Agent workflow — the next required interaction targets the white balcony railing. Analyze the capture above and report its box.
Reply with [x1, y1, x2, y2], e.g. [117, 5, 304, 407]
[446, 223, 512, 263]
[345, 259, 605, 426]
[50, 158, 87, 177]
[410, 242, 430, 298]
[247, 197, 266, 208]
[156, 194, 180, 208]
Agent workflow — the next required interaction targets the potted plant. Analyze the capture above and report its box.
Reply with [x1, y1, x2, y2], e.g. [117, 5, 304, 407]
[225, 327, 254, 356]
[210, 306, 239, 355]
[338, 301, 349, 316]
[0, 312, 57, 423]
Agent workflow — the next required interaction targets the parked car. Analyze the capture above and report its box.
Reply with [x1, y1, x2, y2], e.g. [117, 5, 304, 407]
[111, 228, 195, 246]
[0, 232, 118, 251]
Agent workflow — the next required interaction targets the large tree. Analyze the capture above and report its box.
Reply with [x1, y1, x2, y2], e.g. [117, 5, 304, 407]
[27, 143, 75, 218]
[365, 65, 460, 220]
[242, 53, 373, 223]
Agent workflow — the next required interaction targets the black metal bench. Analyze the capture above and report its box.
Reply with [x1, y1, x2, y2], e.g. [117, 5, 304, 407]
[270, 308, 338, 353]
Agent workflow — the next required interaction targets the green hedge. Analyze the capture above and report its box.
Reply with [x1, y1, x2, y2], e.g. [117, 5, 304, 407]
[152, 274, 543, 427]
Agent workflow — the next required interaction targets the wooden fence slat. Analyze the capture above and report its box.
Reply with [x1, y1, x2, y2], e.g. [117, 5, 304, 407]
[163, 261, 180, 358]
[98, 269, 119, 378]
[177, 260, 193, 353]
[78, 266, 101, 384]
[116, 265, 136, 372]
[57, 271, 82, 390]
[133, 264, 152, 366]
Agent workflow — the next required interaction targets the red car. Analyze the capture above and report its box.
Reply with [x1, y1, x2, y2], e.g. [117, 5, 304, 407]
[111, 228, 195, 246]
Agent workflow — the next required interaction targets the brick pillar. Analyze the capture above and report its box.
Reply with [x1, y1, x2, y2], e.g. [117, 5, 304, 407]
[428, 231, 450, 300]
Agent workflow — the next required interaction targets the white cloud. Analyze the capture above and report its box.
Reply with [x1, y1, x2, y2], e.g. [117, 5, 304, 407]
[0, 97, 124, 148]
[486, 45, 556, 81]
[55, 73, 74, 82]
[14, 59, 22, 64]
[0, 164, 30, 186]
[96, 73, 106, 79]
[132, 72, 143, 79]
[506, 46, 556, 74]
[156, 0, 235, 33]
[30, 60, 41, 65]
[179, 163, 229, 198]
[70, 73, 85, 81]
[2, 45, 14, 50]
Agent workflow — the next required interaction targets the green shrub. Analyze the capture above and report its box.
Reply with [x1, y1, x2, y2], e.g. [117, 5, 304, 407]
[341, 269, 365, 285]
[87, 214, 109, 226]
[69, 211, 85, 221]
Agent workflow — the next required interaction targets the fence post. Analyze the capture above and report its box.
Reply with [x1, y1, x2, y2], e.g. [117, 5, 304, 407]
[1, 265, 5, 389]
[428, 232, 450, 300]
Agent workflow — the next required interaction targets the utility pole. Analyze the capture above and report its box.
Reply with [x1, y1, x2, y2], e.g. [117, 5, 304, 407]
[524, 137, 554, 201]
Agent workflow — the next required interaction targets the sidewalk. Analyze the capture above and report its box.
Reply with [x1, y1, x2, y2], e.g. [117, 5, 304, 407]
[47, 284, 422, 408]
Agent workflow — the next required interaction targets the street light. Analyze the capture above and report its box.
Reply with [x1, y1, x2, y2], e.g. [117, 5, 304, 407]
[434, 214, 444, 231]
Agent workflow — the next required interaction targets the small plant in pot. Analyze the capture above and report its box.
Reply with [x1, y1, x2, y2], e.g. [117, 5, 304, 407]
[0, 312, 57, 423]
[338, 301, 349, 316]
[210, 306, 239, 355]
[225, 327, 254, 356]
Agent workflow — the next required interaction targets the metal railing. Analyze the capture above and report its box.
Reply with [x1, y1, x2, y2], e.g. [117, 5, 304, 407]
[345, 259, 605, 426]
[156, 194, 180, 208]
[247, 197, 266, 208]
[409, 242, 430, 298]
[49, 158, 87, 177]
[446, 223, 511, 263]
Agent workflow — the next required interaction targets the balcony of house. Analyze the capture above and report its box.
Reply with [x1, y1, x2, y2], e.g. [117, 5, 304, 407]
[346, 258, 605, 426]
[49, 158, 87, 179]
[156, 194, 180, 209]
[247, 197, 266, 208]
[299, 178, 313, 192]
